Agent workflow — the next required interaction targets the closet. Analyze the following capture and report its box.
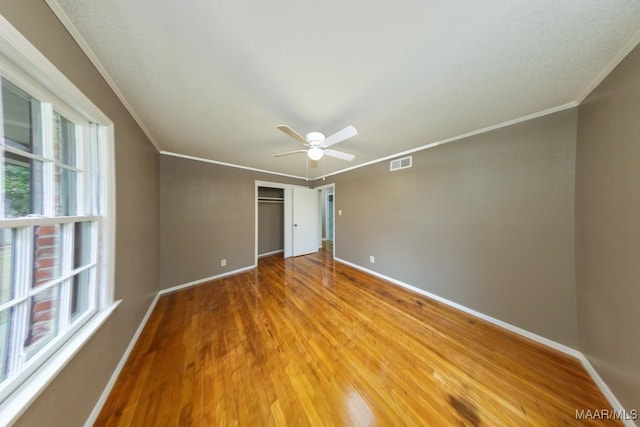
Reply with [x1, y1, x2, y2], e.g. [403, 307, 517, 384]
[257, 186, 284, 257]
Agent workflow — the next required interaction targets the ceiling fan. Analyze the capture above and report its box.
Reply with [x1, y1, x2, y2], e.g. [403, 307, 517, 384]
[274, 124, 357, 162]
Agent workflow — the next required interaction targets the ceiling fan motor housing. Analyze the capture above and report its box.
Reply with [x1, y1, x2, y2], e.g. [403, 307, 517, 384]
[306, 132, 325, 146]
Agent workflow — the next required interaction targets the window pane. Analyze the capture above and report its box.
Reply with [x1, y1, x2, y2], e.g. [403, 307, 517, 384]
[53, 113, 76, 167]
[1, 79, 42, 155]
[71, 269, 92, 320]
[0, 229, 14, 304]
[33, 225, 61, 287]
[0, 308, 13, 381]
[73, 222, 92, 268]
[24, 286, 59, 358]
[55, 167, 77, 216]
[3, 153, 43, 218]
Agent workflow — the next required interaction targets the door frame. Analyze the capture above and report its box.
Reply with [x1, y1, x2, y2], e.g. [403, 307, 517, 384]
[255, 180, 336, 264]
[315, 182, 336, 259]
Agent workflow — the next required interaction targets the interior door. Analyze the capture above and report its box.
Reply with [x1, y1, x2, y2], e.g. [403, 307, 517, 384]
[293, 187, 319, 256]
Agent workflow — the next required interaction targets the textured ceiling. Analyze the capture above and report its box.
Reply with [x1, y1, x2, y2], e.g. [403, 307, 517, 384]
[50, 0, 640, 179]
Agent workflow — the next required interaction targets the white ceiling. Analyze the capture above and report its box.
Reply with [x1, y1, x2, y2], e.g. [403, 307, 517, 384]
[49, 0, 640, 180]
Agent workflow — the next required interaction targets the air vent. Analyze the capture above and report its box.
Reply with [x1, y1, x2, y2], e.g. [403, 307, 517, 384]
[390, 156, 412, 171]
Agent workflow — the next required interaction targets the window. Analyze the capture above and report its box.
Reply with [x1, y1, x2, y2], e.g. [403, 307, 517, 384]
[0, 17, 115, 420]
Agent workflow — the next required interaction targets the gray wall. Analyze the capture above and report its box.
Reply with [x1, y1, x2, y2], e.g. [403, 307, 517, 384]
[160, 156, 305, 289]
[325, 109, 579, 347]
[0, 1, 161, 426]
[576, 43, 640, 412]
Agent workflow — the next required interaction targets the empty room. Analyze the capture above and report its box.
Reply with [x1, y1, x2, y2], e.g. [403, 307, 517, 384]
[0, 1, 639, 426]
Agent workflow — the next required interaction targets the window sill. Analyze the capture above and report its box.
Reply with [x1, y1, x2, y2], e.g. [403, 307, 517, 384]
[0, 300, 121, 425]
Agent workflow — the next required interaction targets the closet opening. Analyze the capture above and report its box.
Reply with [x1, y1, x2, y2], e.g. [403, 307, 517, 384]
[257, 186, 285, 258]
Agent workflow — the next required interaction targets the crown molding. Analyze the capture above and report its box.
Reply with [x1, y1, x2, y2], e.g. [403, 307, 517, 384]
[45, 0, 162, 152]
[314, 102, 578, 181]
[160, 151, 308, 181]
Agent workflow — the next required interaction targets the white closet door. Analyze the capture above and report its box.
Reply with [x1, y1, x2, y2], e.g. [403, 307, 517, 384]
[292, 187, 319, 256]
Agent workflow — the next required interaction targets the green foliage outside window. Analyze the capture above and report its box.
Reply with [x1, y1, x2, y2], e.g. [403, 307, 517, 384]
[4, 163, 30, 217]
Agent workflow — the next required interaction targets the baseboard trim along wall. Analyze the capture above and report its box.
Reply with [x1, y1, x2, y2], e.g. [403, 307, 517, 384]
[158, 265, 256, 296]
[84, 264, 256, 426]
[84, 295, 159, 427]
[258, 249, 284, 258]
[86, 259, 634, 427]
[576, 355, 637, 427]
[333, 257, 579, 356]
[333, 257, 634, 426]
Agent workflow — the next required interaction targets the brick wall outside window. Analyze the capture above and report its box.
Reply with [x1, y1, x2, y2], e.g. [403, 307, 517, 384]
[26, 225, 59, 347]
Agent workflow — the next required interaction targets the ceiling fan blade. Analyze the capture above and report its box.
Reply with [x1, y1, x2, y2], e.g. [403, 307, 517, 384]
[310, 159, 318, 168]
[324, 149, 355, 161]
[273, 150, 307, 157]
[323, 125, 357, 147]
[277, 125, 308, 145]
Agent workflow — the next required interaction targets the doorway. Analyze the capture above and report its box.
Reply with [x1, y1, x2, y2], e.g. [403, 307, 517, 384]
[325, 193, 334, 241]
[316, 183, 335, 258]
[257, 186, 285, 257]
[255, 180, 321, 265]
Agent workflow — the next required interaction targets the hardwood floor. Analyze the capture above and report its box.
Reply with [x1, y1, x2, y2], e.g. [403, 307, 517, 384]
[96, 250, 618, 426]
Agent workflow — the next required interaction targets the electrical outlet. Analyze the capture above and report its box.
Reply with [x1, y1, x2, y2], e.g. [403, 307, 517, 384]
[338, 209, 342, 216]
[221, 259, 227, 267]
[370, 256, 375, 263]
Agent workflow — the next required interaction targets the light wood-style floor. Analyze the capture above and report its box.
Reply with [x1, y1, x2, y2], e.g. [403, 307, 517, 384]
[96, 250, 618, 426]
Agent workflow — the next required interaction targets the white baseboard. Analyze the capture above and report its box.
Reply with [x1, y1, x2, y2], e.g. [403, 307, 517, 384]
[85, 265, 255, 426]
[334, 257, 579, 356]
[576, 354, 637, 427]
[84, 294, 159, 427]
[334, 257, 633, 423]
[258, 249, 283, 258]
[87, 259, 633, 425]
[158, 265, 256, 296]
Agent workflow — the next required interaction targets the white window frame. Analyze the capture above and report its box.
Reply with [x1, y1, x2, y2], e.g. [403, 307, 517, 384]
[0, 16, 118, 424]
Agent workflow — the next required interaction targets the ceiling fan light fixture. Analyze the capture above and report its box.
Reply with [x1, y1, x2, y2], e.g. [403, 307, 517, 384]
[308, 146, 324, 161]
[275, 124, 355, 163]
